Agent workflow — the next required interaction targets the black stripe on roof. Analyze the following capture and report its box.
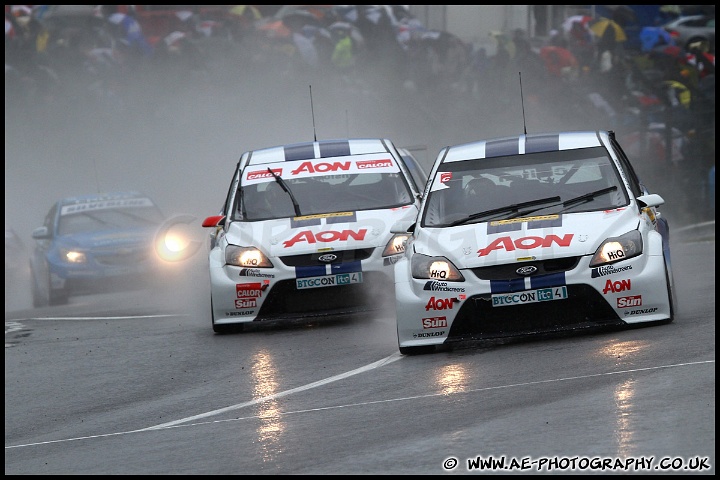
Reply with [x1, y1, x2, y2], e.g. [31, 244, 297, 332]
[526, 134, 560, 154]
[485, 137, 519, 158]
[284, 143, 316, 161]
[318, 140, 351, 158]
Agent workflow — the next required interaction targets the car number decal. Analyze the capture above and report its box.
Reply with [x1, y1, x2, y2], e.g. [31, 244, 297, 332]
[491, 286, 568, 307]
[296, 272, 363, 289]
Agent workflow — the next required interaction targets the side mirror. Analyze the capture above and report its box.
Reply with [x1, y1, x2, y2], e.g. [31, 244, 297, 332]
[636, 193, 664, 209]
[202, 215, 226, 228]
[31, 226, 50, 239]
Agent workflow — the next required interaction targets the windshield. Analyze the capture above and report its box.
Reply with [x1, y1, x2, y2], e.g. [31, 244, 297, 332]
[58, 206, 164, 236]
[422, 146, 629, 227]
[236, 156, 415, 220]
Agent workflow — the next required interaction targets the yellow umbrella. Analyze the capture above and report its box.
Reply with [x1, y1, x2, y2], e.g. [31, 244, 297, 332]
[229, 5, 263, 21]
[590, 17, 627, 43]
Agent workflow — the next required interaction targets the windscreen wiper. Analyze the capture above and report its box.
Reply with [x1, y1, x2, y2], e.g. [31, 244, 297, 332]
[448, 195, 561, 227]
[267, 167, 302, 217]
[559, 186, 618, 211]
[505, 185, 620, 219]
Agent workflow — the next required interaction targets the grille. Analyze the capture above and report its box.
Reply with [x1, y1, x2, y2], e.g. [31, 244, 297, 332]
[471, 256, 580, 280]
[255, 271, 393, 320]
[95, 250, 150, 266]
[447, 285, 623, 342]
[280, 248, 375, 267]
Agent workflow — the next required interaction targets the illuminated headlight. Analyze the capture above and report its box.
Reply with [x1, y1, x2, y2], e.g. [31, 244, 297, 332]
[589, 230, 643, 267]
[156, 231, 191, 262]
[382, 233, 410, 257]
[411, 253, 464, 281]
[225, 245, 273, 268]
[61, 248, 86, 263]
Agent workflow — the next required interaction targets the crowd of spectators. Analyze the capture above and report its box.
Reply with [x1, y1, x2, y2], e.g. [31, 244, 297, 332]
[5, 5, 714, 221]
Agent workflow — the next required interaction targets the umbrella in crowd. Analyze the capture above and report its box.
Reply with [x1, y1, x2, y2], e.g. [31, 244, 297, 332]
[590, 17, 627, 43]
[639, 26, 676, 52]
[561, 14, 592, 35]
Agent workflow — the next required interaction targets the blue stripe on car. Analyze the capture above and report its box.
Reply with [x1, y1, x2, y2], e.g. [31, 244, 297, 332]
[527, 216, 562, 228]
[487, 222, 522, 234]
[295, 261, 362, 279]
[530, 272, 566, 289]
[490, 278, 525, 294]
[326, 212, 356, 224]
[295, 265, 327, 278]
[331, 261, 362, 274]
[487, 215, 562, 234]
[290, 217, 322, 227]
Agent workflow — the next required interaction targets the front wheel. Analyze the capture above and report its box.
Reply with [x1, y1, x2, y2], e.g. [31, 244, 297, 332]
[664, 252, 676, 323]
[30, 267, 48, 308]
[211, 297, 244, 334]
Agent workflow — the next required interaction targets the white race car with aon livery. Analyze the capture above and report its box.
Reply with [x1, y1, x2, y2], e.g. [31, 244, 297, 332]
[393, 130, 676, 355]
[202, 138, 427, 333]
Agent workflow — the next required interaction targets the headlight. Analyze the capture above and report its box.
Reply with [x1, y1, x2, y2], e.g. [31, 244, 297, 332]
[156, 231, 191, 262]
[589, 230, 643, 267]
[382, 233, 410, 257]
[411, 253, 464, 281]
[225, 245, 273, 268]
[60, 248, 86, 263]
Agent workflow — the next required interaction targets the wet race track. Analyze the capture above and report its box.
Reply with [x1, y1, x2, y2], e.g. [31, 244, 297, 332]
[4, 230, 715, 474]
[5, 6, 715, 472]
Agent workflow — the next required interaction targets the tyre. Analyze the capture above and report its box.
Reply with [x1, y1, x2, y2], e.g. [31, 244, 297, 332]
[30, 268, 48, 308]
[399, 345, 435, 355]
[664, 252, 676, 323]
[48, 286, 69, 306]
[31, 265, 68, 307]
[211, 297, 244, 334]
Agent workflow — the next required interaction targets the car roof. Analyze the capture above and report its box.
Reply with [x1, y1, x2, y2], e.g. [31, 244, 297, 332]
[58, 191, 153, 206]
[439, 131, 607, 163]
[241, 138, 397, 166]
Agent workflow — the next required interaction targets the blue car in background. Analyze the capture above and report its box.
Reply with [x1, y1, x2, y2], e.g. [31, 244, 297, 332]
[29, 191, 168, 306]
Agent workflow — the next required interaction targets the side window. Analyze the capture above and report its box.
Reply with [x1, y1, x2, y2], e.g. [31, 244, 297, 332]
[224, 170, 241, 222]
[611, 138, 643, 197]
[44, 204, 58, 233]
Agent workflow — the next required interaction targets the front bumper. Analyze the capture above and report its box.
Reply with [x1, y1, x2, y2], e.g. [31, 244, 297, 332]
[395, 236, 672, 349]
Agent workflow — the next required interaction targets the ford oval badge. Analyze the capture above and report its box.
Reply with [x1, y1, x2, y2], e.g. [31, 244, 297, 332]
[318, 253, 337, 263]
[516, 265, 538, 276]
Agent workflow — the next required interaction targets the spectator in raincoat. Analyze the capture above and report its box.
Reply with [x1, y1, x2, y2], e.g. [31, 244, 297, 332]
[331, 27, 355, 73]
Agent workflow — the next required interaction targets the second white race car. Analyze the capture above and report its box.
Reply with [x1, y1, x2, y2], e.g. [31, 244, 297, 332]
[203, 138, 427, 333]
